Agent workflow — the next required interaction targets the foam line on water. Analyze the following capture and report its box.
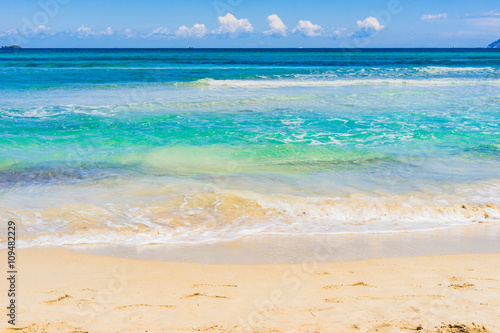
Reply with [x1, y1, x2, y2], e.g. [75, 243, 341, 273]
[186, 78, 500, 88]
[2, 184, 500, 247]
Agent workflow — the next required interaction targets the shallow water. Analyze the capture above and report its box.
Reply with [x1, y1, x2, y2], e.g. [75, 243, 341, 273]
[1, 49, 500, 246]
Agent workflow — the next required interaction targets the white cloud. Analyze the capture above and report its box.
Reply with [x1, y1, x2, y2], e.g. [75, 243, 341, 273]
[147, 27, 170, 38]
[75, 25, 114, 38]
[263, 14, 287, 37]
[484, 10, 500, 17]
[332, 27, 347, 39]
[351, 16, 385, 38]
[0, 29, 19, 38]
[463, 11, 500, 31]
[464, 10, 500, 18]
[293, 20, 323, 37]
[124, 28, 135, 38]
[214, 13, 253, 38]
[0, 26, 53, 40]
[357, 17, 384, 33]
[31, 26, 51, 36]
[421, 13, 448, 21]
[101, 27, 113, 36]
[175, 24, 207, 38]
[75, 25, 93, 37]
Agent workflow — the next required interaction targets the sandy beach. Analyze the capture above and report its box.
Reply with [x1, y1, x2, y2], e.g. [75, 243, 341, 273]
[1, 245, 498, 332]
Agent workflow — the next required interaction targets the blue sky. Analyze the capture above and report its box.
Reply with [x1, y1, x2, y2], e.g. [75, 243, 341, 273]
[1, 0, 499, 47]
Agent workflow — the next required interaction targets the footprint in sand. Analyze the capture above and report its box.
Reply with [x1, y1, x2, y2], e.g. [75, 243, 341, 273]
[43, 294, 73, 304]
[433, 323, 489, 332]
[191, 284, 237, 288]
[308, 306, 334, 312]
[192, 324, 222, 331]
[44, 290, 60, 294]
[116, 304, 175, 310]
[45, 288, 96, 295]
[324, 294, 444, 303]
[322, 281, 372, 289]
[448, 282, 475, 289]
[324, 298, 343, 303]
[182, 292, 229, 299]
[450, 276, 497, 282]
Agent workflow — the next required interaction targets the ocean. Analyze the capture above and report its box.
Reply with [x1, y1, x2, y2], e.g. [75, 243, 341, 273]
[1, 48, 499, 246]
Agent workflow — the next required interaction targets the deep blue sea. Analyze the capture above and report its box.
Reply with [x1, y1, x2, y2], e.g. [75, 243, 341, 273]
[1, 48, 499, 246]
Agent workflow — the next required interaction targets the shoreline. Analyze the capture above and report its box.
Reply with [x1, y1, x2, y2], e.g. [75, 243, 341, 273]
[63, 222, 500, 264]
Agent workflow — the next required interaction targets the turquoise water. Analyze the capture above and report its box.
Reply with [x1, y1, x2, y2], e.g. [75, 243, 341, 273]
[1, 49, 500, 246]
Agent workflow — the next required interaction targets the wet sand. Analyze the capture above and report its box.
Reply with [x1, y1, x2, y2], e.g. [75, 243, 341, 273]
[69, 222, 500, 264]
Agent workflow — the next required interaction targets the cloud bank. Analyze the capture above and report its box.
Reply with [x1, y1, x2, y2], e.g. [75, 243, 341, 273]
[0, 13, 398, 42]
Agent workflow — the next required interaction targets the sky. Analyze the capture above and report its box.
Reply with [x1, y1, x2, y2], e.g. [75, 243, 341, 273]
[0, 0, 499, 48]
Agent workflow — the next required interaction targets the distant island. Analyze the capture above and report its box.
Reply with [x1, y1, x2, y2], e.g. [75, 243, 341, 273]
[1, 45, 22, 49]
[488, 39, 500, 48]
